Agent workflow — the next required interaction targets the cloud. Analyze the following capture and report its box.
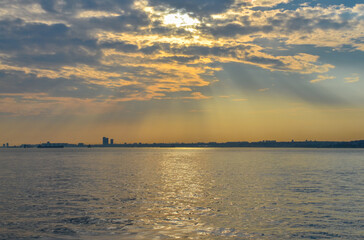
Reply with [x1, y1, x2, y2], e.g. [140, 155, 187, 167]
[310, 75, 336, 83]
[0, 0, 363, 116]
[208, 23, 273, 37]
[0, 19, 100, 67]
[247, 0, 290, 8]
[38, 0, 135, 13]
[83, 10, 150, 32]
[345, 74, 360, 83]
[181, 92, 211, 100]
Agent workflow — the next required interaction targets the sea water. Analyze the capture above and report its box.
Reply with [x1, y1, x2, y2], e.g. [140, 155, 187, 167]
[0, 148, 363, 239]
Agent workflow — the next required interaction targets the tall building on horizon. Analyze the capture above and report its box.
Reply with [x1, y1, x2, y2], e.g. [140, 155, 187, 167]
[102, 137, 109, 145]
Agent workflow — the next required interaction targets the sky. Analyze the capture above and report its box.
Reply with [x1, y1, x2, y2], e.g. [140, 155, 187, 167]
[1, 0, 364, 145]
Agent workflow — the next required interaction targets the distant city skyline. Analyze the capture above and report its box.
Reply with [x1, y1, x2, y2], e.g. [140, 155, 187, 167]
[0, 1, 364, 144]
[2, 138, 364, 149]
[2, 137, 364, 148]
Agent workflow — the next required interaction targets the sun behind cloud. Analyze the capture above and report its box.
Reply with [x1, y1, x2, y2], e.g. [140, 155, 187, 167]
[163, 12, 200, 29]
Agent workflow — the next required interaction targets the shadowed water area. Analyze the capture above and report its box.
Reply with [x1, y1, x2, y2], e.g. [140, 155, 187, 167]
[0, 148, 363, 239]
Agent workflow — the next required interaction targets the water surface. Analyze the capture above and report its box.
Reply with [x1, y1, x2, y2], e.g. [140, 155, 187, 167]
[0, 148, 363, 239]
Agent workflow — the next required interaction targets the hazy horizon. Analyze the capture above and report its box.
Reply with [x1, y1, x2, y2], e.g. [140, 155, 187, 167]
[4, 137, 364, 146]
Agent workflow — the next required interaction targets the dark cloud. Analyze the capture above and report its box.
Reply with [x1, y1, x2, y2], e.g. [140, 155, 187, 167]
[0, 70, 110, 99]
[208, 23, 274, 37]
[0, 19, 100, 67]
[316, 19, 349, 30]
[207, 12, 350, 38]
[245, 56, 284, 68]
[39, 0, 134, 13]
[284, 16, 349, 32]
[270, 0, 360, 11]
[0, 19, 68, 51]
[85, 11, 150, 32]
[140, 45, 162, 55]
[100, 41, 139, 53]
[170, 45, 251, 58]
[159, 56, 200, 64]
[262, 10, 351, 34]
[150, 24, 195, 36]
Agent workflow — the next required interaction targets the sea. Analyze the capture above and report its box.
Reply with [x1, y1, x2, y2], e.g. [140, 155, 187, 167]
[0, 148, 363, 239]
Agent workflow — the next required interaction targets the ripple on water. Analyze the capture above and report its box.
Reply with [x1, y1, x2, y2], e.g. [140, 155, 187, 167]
[39, 225, 77, 235]
[0, 148, 363, 239]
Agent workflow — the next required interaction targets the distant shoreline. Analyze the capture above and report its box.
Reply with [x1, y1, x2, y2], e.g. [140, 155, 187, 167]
[3, 140, 364, 149]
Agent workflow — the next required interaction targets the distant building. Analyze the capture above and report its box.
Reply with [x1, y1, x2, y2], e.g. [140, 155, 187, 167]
[102, 137, 109, 145]
[6, 143, 9, 147]
[110, 139, 114, 145]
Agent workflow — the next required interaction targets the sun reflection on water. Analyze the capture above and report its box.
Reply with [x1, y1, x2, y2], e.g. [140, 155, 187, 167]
[150, 150, 211, 238]
[1, 148, 363, 239]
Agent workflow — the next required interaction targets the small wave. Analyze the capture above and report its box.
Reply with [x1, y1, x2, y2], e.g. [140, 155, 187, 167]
[63, 216, 99, 225]
[39, 225, 76, 235]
